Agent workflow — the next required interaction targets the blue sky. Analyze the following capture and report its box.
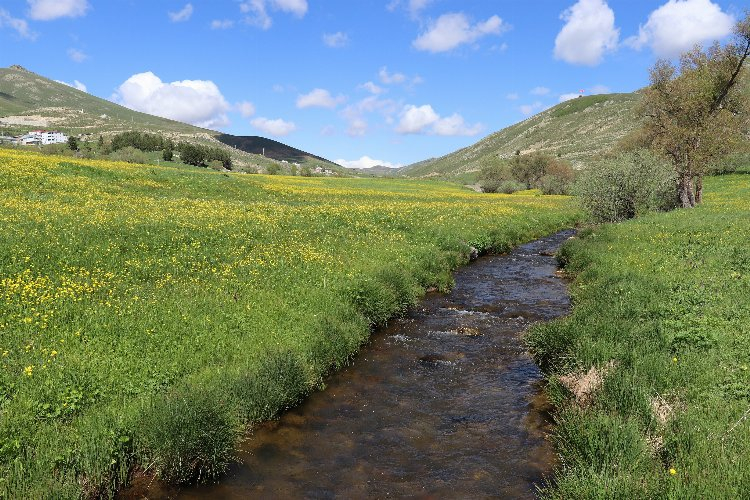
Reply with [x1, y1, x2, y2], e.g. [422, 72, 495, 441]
[0, 0, 745, 168]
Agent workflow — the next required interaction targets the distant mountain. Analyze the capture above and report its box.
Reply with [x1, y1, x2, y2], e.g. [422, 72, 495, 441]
[0, 65, 341, 172]
[401, 93, 642, 179]
[215, 134, 336, 165]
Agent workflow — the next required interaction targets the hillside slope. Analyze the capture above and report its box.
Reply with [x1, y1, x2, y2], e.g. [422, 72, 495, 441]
[0, 65, 342, 172]
[402, 93, 641, 179]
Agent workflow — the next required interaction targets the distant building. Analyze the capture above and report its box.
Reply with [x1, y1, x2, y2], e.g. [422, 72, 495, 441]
[16, 130, 68, 146]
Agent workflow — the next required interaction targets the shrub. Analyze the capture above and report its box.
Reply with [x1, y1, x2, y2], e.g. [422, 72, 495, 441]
[136, 388, 240, 484]
[108, 146, 148, 164]
[575, 150, 677, 222]
[496, 180, 527, 194]
[478, 162, 513, 193]
[266, 164, 281, 175]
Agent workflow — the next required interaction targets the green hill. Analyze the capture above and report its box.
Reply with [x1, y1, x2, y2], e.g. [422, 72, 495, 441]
[401, 93, 642, 180]
[0, 65, 343, 173]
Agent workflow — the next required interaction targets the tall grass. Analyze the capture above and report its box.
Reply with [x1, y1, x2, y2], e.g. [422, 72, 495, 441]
[0, 149, 580, 497]
[528, 173, 750, 498]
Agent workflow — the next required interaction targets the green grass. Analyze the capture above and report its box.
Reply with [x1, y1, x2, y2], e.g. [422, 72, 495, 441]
[0, 149, 581, 497]
[527, 173, 750, 498]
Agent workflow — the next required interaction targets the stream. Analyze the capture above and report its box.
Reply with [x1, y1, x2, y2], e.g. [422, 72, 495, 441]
[125, 229, 574, 499]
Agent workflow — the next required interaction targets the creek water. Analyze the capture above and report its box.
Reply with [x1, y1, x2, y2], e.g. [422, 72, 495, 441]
[125, 229, 574, 499]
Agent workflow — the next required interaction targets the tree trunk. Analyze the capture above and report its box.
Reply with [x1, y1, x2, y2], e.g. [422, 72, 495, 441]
[678, 175, 696, 208]
[695, 175, 703, 204]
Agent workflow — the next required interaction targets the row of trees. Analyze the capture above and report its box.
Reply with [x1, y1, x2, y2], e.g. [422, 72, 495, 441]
[110, 131, 175, 153]
[176, 142, 232, 170]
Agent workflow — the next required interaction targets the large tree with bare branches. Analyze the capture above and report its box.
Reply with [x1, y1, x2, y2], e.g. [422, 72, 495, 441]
[640, 13, 750, 208]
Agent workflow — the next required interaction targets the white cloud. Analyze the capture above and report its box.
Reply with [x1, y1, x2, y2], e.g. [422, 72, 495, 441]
[237, 101, 256, 118]
[320, 125, 336, 136]
[396, 104, 482, 136]
[240, 0, 307, 29]
[387, 0, 434, 17]
[112, 71, 230, 129]
[520, 101, 544, 115]
[168, 3, 193, 22]
[396, 104, 439, 133]
[359, 81, 384, 94]
[341, 96, 398, 136]
[296, 88, 346, 109]
[506, 93, 519, 100]
[346, 118, 368, 136]
[432, 113, 483, 136]
[0, 9, 36, 40]
[211, 19, 234, 29]
[251, 117, 297, 136]
[554, 0, 619, 66]
[56, 79, 87, 92]
[624, 0, 733, 58]
[335, 156, 403, 169]
[323, 31, 349, 48]
[27, 0, 89, 21]
[413, 12, 506, 53]
[558, 93, 580, 102]
[379, 66, 406, 84]
[530, 86, 550, 96]
[67, 48, 87, 63]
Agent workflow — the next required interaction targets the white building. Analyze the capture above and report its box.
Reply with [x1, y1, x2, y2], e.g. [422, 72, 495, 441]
[22, 130, 68, 145]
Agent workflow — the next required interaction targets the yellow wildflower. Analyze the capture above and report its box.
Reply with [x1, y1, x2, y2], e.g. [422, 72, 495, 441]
[23, 365, 33, 376]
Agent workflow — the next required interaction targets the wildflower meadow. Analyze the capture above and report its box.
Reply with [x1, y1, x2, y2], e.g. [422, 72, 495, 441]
[0, 149, 579, 496]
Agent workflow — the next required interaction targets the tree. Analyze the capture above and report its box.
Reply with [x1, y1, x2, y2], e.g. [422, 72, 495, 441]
[163, 148, 173, 162]
[67, 136, 79, 151]
[640, 13, 750, 208]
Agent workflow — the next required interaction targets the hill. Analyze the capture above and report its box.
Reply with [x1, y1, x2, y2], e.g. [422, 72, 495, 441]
[401, 93, 642, 180]
[0, 65, 342, 173]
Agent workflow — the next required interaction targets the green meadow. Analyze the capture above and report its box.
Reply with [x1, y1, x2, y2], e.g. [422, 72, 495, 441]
[528, 172, 750, 498]
[0, 149, 580, 497]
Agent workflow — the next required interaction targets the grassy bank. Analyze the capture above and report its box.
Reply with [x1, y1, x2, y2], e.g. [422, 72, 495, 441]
[0, 149, 580, 497]
[527, 173, 750, 497]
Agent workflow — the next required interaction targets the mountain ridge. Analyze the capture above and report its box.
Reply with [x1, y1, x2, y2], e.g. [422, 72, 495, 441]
[0, 65, 343, 172]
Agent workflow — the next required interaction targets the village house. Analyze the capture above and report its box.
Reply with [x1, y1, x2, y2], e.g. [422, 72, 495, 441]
[14, 130, 68, 146]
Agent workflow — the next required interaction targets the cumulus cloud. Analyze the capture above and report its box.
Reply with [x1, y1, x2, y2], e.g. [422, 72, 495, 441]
[211, 19, 234, 29]
[379, 66, 406, 84]
[341, 96, 398, 136]
[530, 86, 550, 96]
[387, 0, 434, 17]
[67, 48, 87, 63]
[558, 93, 580, 102]
[323, 31, 349, 48]
[554, 0, 619, 66]
[296, 88, 346, 109]
[520, 101, 545, 115]
[624, 0, 733, 58]
[240, 0, 307, 29]
[112, 71, 230, 129]
[0, 9, 36, 40]
[396, 104, 439, 133]
[237, 101, 256, 118]
[251, 117, 297, 136]
[336, 156, 403, 169]
[27, 0, 89, 21]
[396, 104, 482, 136]
[359, 81, 384, 94]
[413, 12, 506, 53]
[168, 3, 193, 23]
[56, 79, 87, 92]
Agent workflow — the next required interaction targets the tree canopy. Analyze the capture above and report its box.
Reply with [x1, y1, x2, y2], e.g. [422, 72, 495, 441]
[639, 13, 750, 207]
